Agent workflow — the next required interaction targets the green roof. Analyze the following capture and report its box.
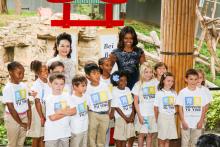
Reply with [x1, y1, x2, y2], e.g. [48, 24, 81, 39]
[73, 0, 105, 4]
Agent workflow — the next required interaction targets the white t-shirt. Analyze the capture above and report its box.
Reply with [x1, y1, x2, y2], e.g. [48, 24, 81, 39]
[31, 79, 51, 104]
[100, 76, 113, 92]
[70, 94, 88, 134]
[85, 82, 112, 112]
[111, 87, 133, 119]
[44, 94, 72, 141]
[63, 84, 72, 95]
[2, 82, 29, 113]
[176, 87, 208, 128]
[132, 80, 158, 116]
[199, 86, 212, 104]
[154, 89, 177, 115]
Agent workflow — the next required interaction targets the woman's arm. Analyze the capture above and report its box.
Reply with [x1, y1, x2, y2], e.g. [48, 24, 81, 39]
[109, 53, 117, 66]
[140, 52, 146, 64]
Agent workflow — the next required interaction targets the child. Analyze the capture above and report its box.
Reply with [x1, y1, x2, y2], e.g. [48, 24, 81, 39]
[27, 60, 51, 147]
[197, 69, 213, 112]
[2, 61, 31, 147]
[84, 63, 112, 147]
[111, 71, 135, 147]
[154, 72, 178, 147]
[176, 69, 208, 147]
[49, 61, 72, 95]
[47, 32, 76, 85]
[98, 57, 114, 146]
[70, 75, 88, 147]
[44, 73, 76, 147]
[196, 134, 220, 147]
[109, 26, 146, 89]
[132, 62, 158, 147]
[154, 62, 168, 84]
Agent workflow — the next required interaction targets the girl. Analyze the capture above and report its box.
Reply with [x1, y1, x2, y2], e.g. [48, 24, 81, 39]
[2, 61, 31, 147]
[47, 32, 76, 85]
[49, 61, 72, 95]
[98, 57, 114, 147]
[132, 62, 158, 147]
[27, 60, 51, 147]
[197, 69, 212, 114]
[154, 72, 178, 147]
[111, 71, 135, 147]
[109, 26, 146, 90]
[154, 62, 168, 85]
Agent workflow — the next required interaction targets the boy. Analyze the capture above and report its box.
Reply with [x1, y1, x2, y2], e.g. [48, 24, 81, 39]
[84, 63, 112, 147]
[44, 73, 76, 147]
[176, 69, 208, 147]
[70, 75, 88, 147]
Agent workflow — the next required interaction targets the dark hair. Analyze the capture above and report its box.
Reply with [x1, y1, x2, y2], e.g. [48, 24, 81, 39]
[185, 69, 198, 78]
[196, 134, 220, 147]
[158, 72, 175, 91]
[53, 32, 72, 58]
[98, 57, 108, 74]
[117, 26, 138, 50]
[49, 61, 64, 72]
[197, 69, 205, 85]
[110, 70, 128, 87]
[7, 61, 24, 72]
[84, 63, 100, 75]
[154, 62, 168, 71]
[49, 73, 65, 83]
[72, 74, 87, 87]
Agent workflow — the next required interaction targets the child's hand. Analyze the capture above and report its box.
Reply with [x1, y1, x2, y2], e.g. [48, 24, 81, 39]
[138, 115, 144, 124]
[40, 117, 46, 126]
[197, 120, 203, 129]
[29, 90, 37, 97]
[20, 122, 27, 129]
[129, 115, 135, 123]
[182, 121, 189, 130]
[124, 117, 130, 124]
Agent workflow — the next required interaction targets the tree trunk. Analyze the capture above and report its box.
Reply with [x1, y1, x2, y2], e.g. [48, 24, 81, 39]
[0, 0, 8, 14]
[14, 0, 21, 15]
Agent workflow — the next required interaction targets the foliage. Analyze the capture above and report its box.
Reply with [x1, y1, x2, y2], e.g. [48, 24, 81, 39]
[206, 92, 220, 131]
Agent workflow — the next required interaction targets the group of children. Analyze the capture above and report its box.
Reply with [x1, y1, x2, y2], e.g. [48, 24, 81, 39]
[2, 58, 212, 147]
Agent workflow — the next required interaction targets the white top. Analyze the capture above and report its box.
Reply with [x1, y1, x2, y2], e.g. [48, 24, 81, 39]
[85, 82, 112, 112]
[44, 94, 72, 141]
[199, 86, 213, 104]
[47, 55, 76, 85]
[111, 87, 133, 118]
[154, 89, 177, 115]
[63, 84, 72, 95]
[70, 94, 88, 134]
[132, 80, 158, 116]
[100, 76, 113, 92]
[176, 87, 208, 128]
[2, 82, 29, 113]
[31, 79, 51, 104]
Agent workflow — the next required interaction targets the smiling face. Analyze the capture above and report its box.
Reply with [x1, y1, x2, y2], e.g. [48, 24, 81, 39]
[185, 75, 198, 90]
[9, 66, 25, 84]
[100, 59, 112, 75]
[50, 78, 65, 95]
[123, 33, 133, 48]
[118, 76, 127, 90]
[163, 76, 174, 90]
[143, 67, 153, 81]
[156, 65, 167, 80]
[38, 65, 48, 82]
[57, 39, 71, 58]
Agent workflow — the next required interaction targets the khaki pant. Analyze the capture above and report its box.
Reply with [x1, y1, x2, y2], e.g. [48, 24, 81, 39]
[45, 137, 69, 147]
[88, 111, 109, 147]
[181, 128, 202, 147]
[4, 113, 28, 147]
[70, 131, 87, 147]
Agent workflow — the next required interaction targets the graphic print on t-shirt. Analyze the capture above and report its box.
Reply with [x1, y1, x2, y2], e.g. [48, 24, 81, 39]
[78, 101, 87, 117]
[162, 96, 175, 110]
[54, 100, 68, 111]
[185, 96, 201, 112]
[119, 93, 133, 110]
[91, 91, 108, 110]
[142, 86, 156, 100]
[15, 89, 27, 106]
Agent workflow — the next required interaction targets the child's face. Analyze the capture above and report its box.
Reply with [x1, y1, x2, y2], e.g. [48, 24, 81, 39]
[57, 39, 71, 57]
[52, 66, 64, 73]
[163, 76, 174, 89]
[197, 72, 204, 86]
[101, 60, 112, 74]
[185, 75, 198, 88]
[124, 33, 133, 48]
[50, 79, 65, 94]
[39, 65, 48, 80]
[87, 70, 100, 84]
[74, 82, 87, 94]
[143, 68, 153, 81]
[156, 65, 167, 78]
[118, 76, 127, 89]
[10, 66, 24, 84]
